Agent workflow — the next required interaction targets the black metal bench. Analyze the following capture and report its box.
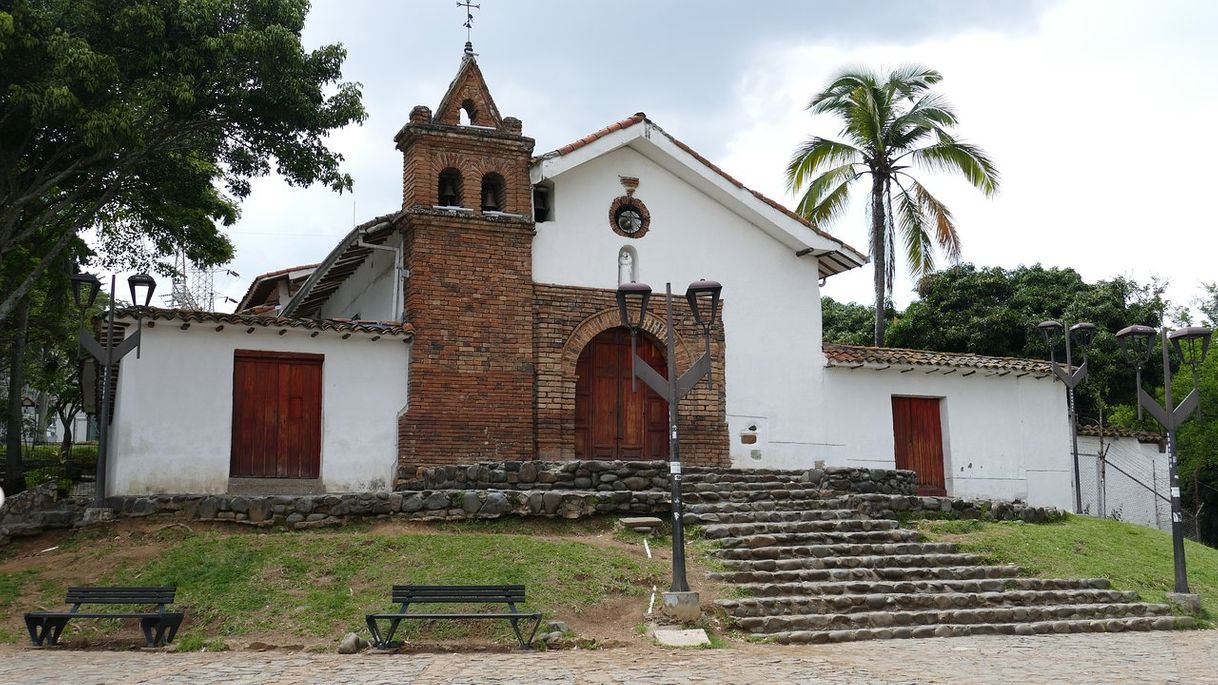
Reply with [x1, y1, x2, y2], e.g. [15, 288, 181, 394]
[365, 584, 542, 649]
[24, 586, 183, 647]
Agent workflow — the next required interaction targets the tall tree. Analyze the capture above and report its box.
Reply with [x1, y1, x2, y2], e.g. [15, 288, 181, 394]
[787, 65, 999, 345]
[0, 0, 367, 322]
[1199, 282, 1218, 327]
[885, 264, 1169, 421]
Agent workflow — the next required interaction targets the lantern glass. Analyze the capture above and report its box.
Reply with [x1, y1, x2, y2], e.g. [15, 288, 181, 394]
[1168, 326, 1213, 366]
[71, 272, 102, 311]
[1037, 320, 1064, 347]
[685, 279, 723, 329]
[616, 281, 652, 330]
[1070, 322, 1097, 351]
[128, 272, 157, 307]
[1116, 324, 1157, 366]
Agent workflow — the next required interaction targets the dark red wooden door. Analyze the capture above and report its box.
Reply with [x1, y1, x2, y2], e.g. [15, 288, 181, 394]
[575, 328, 668, 459]
[891, 397, 946, 496]
[230, 350, 323, 479]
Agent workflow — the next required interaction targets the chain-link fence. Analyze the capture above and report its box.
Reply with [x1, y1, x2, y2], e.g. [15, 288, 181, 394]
[1077, 434, 1203, 540]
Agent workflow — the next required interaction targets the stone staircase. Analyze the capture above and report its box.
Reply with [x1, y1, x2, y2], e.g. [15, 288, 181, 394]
[683, 467, 1195, 644]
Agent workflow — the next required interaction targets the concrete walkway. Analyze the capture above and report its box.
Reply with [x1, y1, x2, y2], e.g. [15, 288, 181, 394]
[1, 631, 1215, 684]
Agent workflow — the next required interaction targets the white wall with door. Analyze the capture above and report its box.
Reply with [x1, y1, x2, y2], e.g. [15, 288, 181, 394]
[106, 314, 410, 495]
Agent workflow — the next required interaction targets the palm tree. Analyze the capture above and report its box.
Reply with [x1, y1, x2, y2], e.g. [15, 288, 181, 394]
[787, 65, 999, 346]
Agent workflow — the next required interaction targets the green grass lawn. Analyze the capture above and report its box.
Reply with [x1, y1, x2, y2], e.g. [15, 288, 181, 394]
[0, 518, 663, 647]
[918, 515, 1218, 621]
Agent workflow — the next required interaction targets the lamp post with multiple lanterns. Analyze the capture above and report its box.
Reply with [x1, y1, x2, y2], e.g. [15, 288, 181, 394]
[1037, 319, 1096, 514]
[70, 270, 157, 507]
[1115, 322, 1212, 596]
[616, 278, 721, 611]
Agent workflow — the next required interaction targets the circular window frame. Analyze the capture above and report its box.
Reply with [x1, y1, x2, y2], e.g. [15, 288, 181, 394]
[608, 196, 651, 239]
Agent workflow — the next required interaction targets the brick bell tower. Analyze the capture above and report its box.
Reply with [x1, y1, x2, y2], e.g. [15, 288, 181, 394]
[393, 51, 537, 480]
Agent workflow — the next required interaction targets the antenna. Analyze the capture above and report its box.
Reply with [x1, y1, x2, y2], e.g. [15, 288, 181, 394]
[457, 0, 480, 54]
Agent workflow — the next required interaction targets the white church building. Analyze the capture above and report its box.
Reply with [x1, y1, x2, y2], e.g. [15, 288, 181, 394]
[103, 50, 1074, 509]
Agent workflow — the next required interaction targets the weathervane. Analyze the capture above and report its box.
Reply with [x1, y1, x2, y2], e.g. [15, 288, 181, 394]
[457, 0, 480, 54]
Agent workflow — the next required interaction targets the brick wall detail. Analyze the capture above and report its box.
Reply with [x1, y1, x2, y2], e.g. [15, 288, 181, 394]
[534, 283, 730, 466]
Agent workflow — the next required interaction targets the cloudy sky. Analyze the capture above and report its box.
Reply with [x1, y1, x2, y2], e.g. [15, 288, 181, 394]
[207, 0, 1216, 318]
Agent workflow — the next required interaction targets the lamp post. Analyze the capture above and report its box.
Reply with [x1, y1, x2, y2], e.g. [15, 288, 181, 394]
[71, 270, 157, 508]
[1116, 322, 1211, 600]
[616, 278, 721, 620]
[1037, 319, 1096, 514]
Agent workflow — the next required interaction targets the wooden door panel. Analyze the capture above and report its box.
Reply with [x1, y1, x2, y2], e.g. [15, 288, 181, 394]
[573, 328, 669, 460]
[231, 351, 322, 479]
[891, 397, 946, 496]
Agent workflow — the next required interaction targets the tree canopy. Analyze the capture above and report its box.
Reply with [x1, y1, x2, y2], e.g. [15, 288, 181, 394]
[787, 65, 999, 345]
[0, 0, 367, 321]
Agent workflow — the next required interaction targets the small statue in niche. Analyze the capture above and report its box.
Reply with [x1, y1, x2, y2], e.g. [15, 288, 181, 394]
[618, 249, 634, 285]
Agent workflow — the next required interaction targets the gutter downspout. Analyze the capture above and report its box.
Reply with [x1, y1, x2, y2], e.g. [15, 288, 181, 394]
[357, 233, 405, 321]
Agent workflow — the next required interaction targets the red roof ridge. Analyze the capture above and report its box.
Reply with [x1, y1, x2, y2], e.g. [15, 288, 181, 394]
[823, 342, 1053, 374]
[533, 114, 864, 259]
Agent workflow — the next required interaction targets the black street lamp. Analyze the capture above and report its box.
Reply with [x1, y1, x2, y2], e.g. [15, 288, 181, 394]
[1117, 322, 1212, 597]
[616, 278, 721, 609]
[71, 270, 157, 507]
[1037, 319, 1096, 514]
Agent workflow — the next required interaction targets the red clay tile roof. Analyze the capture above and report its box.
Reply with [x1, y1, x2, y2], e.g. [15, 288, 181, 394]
[541, 113, 647, 158]
[823, 343, 1053, 375]
[533, 113, 865, 259]
[116, 307, 413, 339]
[1076, 424, 1164, 443]
[237, 263, 318, 313]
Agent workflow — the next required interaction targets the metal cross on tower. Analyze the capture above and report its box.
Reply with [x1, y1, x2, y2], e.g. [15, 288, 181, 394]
[458, 0, 480, 54]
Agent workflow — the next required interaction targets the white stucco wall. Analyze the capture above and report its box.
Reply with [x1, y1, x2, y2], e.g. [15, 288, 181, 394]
[318, 233, 402, 321]
[1079, 435, 1169, 530]
[532, 145, 827, 464]
[107, 321, 410, 495]
[817, 368, 1074, 509]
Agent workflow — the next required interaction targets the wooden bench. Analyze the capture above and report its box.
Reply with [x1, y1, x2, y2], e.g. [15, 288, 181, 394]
[24, 586, 183, 647]
[365, 584, 542, 649]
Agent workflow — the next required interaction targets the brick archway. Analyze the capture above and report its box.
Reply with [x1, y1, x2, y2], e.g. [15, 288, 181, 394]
[544, 308, 695, 459]
[560, 307, 694, 379]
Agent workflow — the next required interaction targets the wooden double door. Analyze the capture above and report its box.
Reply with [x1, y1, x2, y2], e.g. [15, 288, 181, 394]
[891, 396, 946, 496]
[230, 350, 323, 479]
[575, 328, 669, 459]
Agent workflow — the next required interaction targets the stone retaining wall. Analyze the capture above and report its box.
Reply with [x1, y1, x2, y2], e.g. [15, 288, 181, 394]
[402, 461, 919, 496]
[799, 467, 918, 496]
[845, 493, 1065, 523]
[0, 483, 90, 544]
[401, 460, 671, 492]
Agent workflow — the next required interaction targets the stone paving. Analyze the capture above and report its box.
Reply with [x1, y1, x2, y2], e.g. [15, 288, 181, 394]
[1, 631, 1216, 684]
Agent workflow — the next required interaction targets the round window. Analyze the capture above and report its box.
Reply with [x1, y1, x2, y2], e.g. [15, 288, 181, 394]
[608, 196, 651, 238]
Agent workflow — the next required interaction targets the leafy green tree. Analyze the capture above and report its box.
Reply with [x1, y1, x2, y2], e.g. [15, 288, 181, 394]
[886, 264, 1168, 420]
[1199, 282, 1217, 327]
[787, 65, 999, 345]
[821, 297, 894, 346]
[0, 0, 367, 322]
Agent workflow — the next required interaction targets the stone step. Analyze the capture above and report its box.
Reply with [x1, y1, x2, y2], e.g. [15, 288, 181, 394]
[708, 564, 1023, 585]
[714, 529, 921, 549]
[685, 498, 853, 514]
[766, 616, 1195, 644]
[683, 473, 809, 485]
[718, 553, 986, 572]
[733, 602, 1172, 633]
[685, 467, 807, 476]
[717, 589, 1141, 617]
[732, 577, 1114, 597]
[712, 542, 960, 560]
[685, 490, 842, 504]
[700, 519, 900, 539]
[686, 481, 827, 494]
[686, 509, 863, 525]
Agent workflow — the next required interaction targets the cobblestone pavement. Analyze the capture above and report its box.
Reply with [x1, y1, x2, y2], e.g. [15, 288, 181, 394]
[1, 631, 1216, 684]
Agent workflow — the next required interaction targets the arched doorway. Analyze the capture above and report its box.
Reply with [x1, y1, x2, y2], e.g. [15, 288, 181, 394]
[574, 327, 669, 459]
